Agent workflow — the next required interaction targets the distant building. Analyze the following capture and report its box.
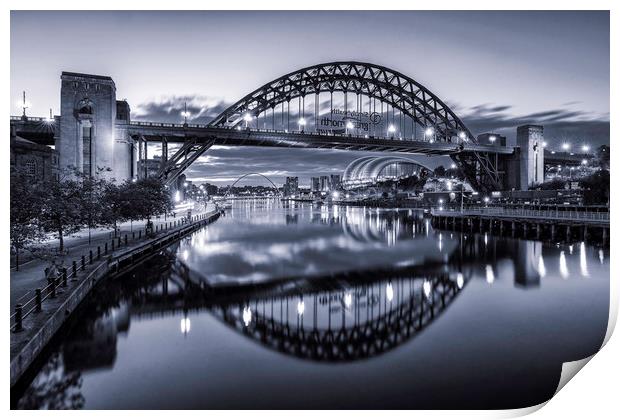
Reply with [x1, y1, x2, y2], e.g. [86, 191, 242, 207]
[10, 127, 59, 181]
[330, 174, 342, 190]
[283, 176, 299, 197]
[311, 177, 321, 194]
[320, 175, 330, 192]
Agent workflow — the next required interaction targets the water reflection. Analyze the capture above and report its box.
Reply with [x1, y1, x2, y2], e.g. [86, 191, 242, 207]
[14, 200, 609, 410]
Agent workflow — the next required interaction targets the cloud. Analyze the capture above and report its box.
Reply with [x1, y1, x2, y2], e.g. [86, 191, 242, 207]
[460, 104, 609, 147]
[132, 95, 229, 124]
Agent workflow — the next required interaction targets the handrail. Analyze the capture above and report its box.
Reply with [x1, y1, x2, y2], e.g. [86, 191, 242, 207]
[431, 207, 610, 222]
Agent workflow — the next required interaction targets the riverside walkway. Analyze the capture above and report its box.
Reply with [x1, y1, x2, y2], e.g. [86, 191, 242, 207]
[10, 207, 222, 388]
[10, 205, 214, 310]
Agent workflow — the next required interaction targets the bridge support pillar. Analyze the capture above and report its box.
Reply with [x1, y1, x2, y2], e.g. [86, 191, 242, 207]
[566, 225, 571, 242]
[499, 220, 504, 236]
[536, 224, 541, 239]
[602, 228, 608, 246]
[583, 226, 589, 240]
[550, 224, 555, 241]
[511, 222, 516, 237]
[523, 223, 527, 238]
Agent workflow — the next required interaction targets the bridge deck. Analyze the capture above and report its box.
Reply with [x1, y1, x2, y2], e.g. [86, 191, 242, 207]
[126, 122, 515, 156]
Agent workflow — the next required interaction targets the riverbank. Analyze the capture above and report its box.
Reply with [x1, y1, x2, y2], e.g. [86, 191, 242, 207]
[10, 209, 222, 388]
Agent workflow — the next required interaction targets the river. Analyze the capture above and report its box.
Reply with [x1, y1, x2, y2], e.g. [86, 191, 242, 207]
[13, 199, 609, 409]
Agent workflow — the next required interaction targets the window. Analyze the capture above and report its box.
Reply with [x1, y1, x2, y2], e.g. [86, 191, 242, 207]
[24, 160, 36, 176]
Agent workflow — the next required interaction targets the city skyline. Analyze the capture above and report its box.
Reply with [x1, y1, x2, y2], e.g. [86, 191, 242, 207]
[11, 10, 610, 185]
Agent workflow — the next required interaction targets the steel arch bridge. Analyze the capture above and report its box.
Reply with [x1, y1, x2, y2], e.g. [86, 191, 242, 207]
[223, 172, 281, 197]
[11, 62, 514, 191]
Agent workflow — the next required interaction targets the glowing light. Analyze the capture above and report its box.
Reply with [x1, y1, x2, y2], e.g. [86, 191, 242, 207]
[438, 198, 444, 204]
[459, 131, 467, 140]
[485, 264, 495, 284]
[346, 121, 354, 129]
[298, 118, 306, 126]
[446, 181, 453, 191]
[243, 306, 252, 326]
[450, 163, 457, 169]
[456, 273, 464, 289]
[174, 190, 181, 202]
[388, 124, 396, 133]
[297, 300, 305, 316]
[559, 251, 569, 279]
[181, 110, 191, 118]
[182, 250, 189, 261]
[344, 293, 352, 308]
[332, 191, 340, 200]
[489, 135, 497, 142]
[581, 159, 588, 166]
[599, 249, 604, 264]
[386, 283, 394, 302]
[180, 317, 191, 334]
[423, 280, 432, 299]
[484, 197, 490, 203]
[538, 255, 547, 277]
[580, 242, 590, 277]
[424, 127, 434, 137]
[582, 145, 590, 152]
[562, 142, 571, 151]
[542, 141, 548, 147]
[243, 113, 253, 122]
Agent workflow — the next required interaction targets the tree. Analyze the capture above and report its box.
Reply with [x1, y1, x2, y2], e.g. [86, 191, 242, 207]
[100, 181, 130, 237]
[37, 171, 85, 253]
[433, 165, 446, 177]
[596, 145, 610, 170]
[124, 178, 173, 226]
[10, 171, 45, 270]
[78, 170, 111, 243]
[580, 169, 610, 205]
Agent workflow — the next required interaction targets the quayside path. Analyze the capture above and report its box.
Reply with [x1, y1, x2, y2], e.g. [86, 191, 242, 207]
[10, 207, 222, 388]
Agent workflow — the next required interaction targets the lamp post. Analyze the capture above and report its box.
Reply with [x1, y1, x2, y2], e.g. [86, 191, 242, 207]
[424, 127, 434, 143]
[298, 117, 306, 132]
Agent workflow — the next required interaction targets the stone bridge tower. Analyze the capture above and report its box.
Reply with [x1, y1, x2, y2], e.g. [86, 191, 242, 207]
[58, 72, 133, 181]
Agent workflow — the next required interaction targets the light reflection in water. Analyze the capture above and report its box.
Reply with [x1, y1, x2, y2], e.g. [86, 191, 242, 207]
[485, 264, 495, 284]
[580, 242, 590, 277]
[538, 256, 547, 278]
[559, 251, 569, 279]
[243, 306, 252, 326]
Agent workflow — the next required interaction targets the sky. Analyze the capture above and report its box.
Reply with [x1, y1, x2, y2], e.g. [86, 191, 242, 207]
[10, 11, 610, 186]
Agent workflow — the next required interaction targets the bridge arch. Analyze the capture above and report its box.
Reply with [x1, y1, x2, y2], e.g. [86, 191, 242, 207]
[209, 61, 475, 143]
[224, 172, 281, 197]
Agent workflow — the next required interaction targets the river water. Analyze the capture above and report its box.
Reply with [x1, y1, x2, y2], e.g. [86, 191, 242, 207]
[14, 199, 609, 409]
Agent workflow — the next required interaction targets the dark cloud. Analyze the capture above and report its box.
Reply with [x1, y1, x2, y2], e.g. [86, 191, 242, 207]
[132, 95, 229, 124]
[461, 104, 609, 148]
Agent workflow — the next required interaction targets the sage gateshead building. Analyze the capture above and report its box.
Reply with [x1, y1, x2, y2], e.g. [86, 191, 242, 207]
[341, 156, 432, 190]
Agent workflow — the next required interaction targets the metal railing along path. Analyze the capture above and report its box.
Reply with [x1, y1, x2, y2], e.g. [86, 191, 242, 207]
[431, 207, 610, 223]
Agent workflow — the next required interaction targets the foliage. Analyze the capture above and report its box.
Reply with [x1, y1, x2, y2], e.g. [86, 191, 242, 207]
[580, 169, 610, 205]
[123, 178, 173, 223]
[10, 171, 45, 270]
[433, 165, 446, 177]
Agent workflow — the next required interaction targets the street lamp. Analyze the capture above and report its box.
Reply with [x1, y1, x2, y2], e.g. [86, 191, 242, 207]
[298, 117, 306, 132]
[45, 108, 54, 123]
[346, 121, 354, 135]
[243, 113, 253, 129]
[484, 196, 490, 207]
[562, 142, 571, 151]
[459, 131, 467, 142]
[582, 145, 590, 152]
[388, 124, 396, 137]
[181, 102, 190, 125]
[542, 141, 548, 147]
[489, 135, 497, 143]
[424, 127, 434, 142]
[581, 159, 588, 166]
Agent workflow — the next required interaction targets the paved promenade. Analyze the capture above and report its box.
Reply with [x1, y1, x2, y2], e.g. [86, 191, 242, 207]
[10, 203, 215, 310]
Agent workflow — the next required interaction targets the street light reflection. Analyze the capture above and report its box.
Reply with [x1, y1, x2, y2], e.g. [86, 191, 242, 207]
[559, 251, 569, 279]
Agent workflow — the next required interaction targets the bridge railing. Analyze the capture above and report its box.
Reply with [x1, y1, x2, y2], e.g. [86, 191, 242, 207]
[432, 206, 610, 222]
